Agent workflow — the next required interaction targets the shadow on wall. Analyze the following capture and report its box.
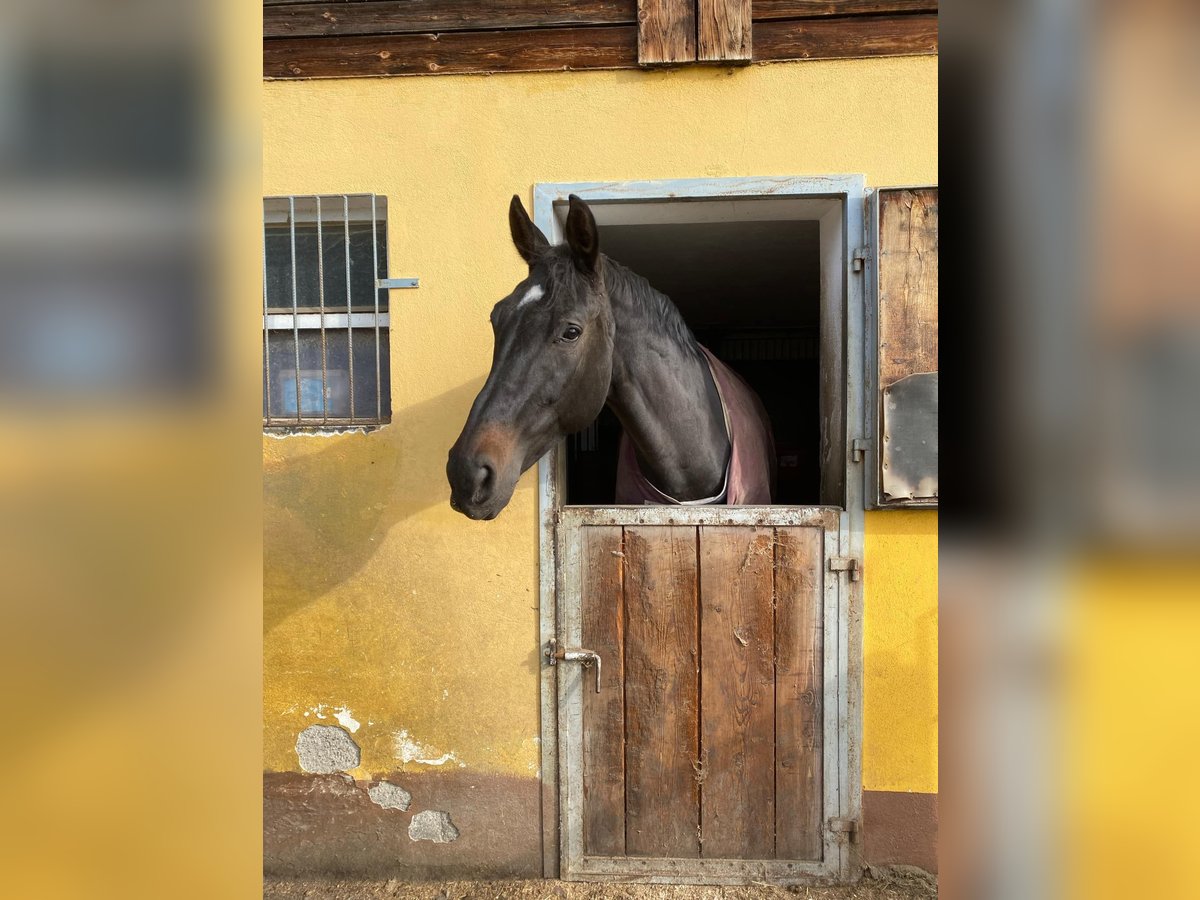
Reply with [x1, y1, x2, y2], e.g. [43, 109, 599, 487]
[264, 377, 485, 634]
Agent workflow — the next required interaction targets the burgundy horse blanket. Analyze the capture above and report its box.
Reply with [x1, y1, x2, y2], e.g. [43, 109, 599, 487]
[615, 345, 775, 505]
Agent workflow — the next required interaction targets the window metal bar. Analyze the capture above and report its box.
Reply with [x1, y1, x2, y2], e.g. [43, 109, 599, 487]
[264, 312, 391, 330]
[263, 201, 271, 421]
[316, 195, 329, 424]
[372, 193, 381, 423]
[290, 196, 301, 424]
[344, 194, 355, 424]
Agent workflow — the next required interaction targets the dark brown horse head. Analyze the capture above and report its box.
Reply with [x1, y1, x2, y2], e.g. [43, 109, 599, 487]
[448, 194, 613, 520]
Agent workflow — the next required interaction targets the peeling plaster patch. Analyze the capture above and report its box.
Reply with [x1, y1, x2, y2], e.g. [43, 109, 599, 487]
[408, 810, 459, 843]
[393, 729, 463, 767]
[296, 725, 361, 774]
[367, 781, 412, 811]
[333, 706, 361, 733]
[266, 427, 377, 439]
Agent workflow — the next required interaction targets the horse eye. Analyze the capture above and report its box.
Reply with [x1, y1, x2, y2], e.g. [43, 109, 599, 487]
[561, 325, 583, 342]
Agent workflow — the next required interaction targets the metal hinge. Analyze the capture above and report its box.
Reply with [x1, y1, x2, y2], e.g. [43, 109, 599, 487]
[828, 817, 859, 839]
[851, 438, 873, 463]
[828, 557, 861, 581]
[377, 277, 420, 290]
[851, 247, 870, 272]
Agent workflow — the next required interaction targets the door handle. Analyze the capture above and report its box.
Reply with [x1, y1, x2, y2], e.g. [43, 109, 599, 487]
[545, 638, 602, 693]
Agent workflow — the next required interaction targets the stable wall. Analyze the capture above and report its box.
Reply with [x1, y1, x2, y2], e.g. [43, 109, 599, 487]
[263, 56, 938, 877]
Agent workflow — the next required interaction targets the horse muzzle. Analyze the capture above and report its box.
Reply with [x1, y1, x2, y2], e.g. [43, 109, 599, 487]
[446, 430, 521, 520]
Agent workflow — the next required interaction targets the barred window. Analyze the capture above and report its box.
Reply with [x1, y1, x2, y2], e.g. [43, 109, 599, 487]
[263, 194, 390, 429]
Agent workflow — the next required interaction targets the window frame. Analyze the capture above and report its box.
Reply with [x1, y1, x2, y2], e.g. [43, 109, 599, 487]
[262, 193, 392, 431]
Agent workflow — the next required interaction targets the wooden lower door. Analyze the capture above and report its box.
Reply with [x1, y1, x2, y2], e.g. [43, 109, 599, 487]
[555, 506, 846, 884]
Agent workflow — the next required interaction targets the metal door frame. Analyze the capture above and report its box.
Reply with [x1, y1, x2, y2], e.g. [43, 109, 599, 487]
[534, 176, 868, 883]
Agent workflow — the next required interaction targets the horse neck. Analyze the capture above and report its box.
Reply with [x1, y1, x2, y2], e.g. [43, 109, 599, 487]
[601, 258, 730, 500]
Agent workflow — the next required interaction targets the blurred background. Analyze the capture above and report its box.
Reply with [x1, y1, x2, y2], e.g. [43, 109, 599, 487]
[0, 0, 1197, 897]
[942, 1, 1200, 898]
[0, 0, 261, 897]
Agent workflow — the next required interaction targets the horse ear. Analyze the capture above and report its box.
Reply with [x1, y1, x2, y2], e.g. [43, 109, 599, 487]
[509, 194, 549, 265]
[565, 194, 600, 275]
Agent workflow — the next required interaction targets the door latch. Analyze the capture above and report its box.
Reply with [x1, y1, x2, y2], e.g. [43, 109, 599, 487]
[545, 638, 602, 693]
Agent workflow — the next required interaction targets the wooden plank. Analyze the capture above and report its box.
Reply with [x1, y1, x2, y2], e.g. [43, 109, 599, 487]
[699, 526, 776, 859]
[754, 13, 938, 61]
[266, 0, 637, 40]
[699, 0, 753, 62]
[877, 187, 938, 386]
[752, 0, 936, 19]
[773, 526, 823, 860]
[637, 0, 696, 65]
[623, 526, 700, 857]
[580, 525, 626, 857]
[264, 25, 638, 78]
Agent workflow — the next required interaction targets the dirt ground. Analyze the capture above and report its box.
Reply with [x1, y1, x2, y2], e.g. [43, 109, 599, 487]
[263, 866, 936, 900]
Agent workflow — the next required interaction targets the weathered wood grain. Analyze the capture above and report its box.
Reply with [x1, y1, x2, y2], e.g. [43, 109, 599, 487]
[265, 0, 636, 40]
[699, 0, 753, 62]
[699, 526, 776, 859]
[265, 14, 936, 79]
[581, 526, 627, 857]
[878, 187, 939, 386]
[752, 0, 937, 19]
[264, 25, 639, 78]
[637, 0, 697, 65]
[754, 13, 937, 60]
[773, 526, 824, 860]
[623, 526, 701, 857]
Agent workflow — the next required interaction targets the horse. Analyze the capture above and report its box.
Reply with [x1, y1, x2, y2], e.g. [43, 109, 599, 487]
[447, 193, 775, 520]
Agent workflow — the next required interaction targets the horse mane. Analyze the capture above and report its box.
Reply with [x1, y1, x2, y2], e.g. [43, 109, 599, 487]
[598, 254, 702, 358]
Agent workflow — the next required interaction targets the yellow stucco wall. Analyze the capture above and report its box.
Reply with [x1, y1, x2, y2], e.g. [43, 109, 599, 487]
[263, 58, 938, 792]
[863, 510, 939, 793]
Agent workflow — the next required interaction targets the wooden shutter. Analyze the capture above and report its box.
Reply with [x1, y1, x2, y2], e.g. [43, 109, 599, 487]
[867, 186, 938, 508]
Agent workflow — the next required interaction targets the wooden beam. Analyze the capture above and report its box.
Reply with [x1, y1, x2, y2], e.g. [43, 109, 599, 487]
[754, 13, 937, 60]
[265, 0, 637, 40]
[752, 0, 937, 19]
[698, 0, 753, 63]
[264, 25, 638, 79]
[637, 0, 696, 66]
[263, 12, 937, 80]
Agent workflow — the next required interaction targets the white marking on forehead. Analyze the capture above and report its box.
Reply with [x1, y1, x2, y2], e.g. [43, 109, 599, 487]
[517, 284, 545, 307]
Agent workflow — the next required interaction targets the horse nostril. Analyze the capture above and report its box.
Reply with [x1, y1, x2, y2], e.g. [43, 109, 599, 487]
[475, 464, 495, 495]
